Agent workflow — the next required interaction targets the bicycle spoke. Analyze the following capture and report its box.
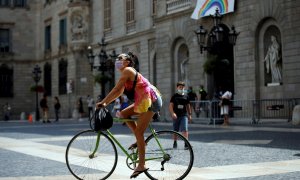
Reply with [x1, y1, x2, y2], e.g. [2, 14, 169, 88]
[66, 130, 118, 180]
[144, 130, 194, 180]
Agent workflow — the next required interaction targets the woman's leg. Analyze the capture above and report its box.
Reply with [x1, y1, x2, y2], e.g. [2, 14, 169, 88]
[120, 104, 155, 170]
[134, 111, 154, 170]
[222, 106, 229, 125]
[119, 104, 138, 132]
[180, 116, 189, 139]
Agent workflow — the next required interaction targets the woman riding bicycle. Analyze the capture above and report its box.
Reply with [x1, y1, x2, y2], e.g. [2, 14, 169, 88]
[96, 52, 162, 178]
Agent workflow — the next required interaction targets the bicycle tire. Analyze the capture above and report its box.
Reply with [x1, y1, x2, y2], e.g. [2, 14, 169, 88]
[144, 130, 194, 180]
[65, 130, 118, 180]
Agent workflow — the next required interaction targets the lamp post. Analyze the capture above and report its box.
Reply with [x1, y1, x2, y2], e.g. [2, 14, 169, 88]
[194, 8, 239, 54]
[32, 64, 42, 121]
[87, 37, 116, 99]
[109, 50, 117, 89]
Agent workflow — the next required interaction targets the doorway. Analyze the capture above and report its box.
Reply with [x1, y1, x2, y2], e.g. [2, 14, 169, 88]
[206, 24, 234, 98]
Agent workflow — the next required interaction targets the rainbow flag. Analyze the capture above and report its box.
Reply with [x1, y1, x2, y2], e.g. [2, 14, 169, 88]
[191, 0, 235, 20]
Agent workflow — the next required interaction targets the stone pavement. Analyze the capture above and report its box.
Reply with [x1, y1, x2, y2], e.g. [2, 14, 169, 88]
[0, 118, 300, 179]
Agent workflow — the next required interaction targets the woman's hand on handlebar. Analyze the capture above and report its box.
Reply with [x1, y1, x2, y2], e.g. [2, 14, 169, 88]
[96, 102, 107, 109]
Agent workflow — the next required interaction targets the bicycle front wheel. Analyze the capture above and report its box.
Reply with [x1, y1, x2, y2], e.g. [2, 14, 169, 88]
[65, 130, 118, 180]
[144, 130, 194, 180]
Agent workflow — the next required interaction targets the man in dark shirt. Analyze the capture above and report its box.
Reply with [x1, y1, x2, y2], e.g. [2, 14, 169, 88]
[199, 85, 207, 101]
[187, 86, 199, 117]
[169, 81, 192, 149]
[40, 94, 50, 123]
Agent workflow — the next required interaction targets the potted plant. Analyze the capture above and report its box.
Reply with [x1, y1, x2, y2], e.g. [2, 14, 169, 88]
[30, 85, 45, 93]
[203, 54, 218, 74]
[94, 73, 112, 85]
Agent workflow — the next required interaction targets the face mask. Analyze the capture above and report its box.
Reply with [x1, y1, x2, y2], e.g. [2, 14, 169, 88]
[177, 89, 184, 94]
[115, 61, 124, 70]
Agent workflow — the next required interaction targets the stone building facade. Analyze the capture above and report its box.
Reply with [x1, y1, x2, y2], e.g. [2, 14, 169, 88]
[0, 0, 300, 120]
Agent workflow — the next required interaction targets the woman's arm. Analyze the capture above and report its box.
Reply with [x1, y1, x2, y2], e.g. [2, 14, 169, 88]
[169, 102, 177, 119]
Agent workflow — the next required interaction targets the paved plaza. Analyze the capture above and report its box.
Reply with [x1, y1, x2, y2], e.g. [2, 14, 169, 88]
[0, 119, 300, 179]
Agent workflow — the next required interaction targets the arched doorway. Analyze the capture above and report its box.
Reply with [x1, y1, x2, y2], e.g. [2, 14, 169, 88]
[205, 24, 234, 97]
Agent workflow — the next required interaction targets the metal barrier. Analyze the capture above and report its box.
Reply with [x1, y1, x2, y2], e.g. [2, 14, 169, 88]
[190, 98, 300, 125]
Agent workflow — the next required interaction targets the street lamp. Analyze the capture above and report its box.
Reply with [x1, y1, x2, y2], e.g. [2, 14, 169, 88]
[32, 64, 42, 121]
[194, 8, 239, 54]
[87, 37, 116, 99]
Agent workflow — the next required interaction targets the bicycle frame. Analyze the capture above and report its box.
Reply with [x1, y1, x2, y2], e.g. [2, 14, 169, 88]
[90, 118, 167, 163]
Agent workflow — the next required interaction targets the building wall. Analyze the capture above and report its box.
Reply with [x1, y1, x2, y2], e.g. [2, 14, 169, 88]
[234, 0, 300, 100]
[1, 0, 300, 121]
[0, 1, 40, 119]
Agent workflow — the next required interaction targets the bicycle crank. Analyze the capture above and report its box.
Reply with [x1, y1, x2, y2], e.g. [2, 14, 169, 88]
[126, 151, 138, 170]
[161, 153, 171, 171]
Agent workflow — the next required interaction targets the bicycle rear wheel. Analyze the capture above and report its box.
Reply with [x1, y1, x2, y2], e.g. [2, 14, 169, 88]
[65, 130, 118, 180]
[144, 130, 194, 180]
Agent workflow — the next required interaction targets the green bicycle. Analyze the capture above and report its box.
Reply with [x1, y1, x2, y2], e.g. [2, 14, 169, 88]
[65, 117, 194, 180]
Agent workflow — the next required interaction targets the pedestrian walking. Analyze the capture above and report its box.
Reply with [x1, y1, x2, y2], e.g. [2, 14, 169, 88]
[169, 81, 192, 150]
[112, 97, 121, 117]
[40, 94, 50, 123]
[199, 85, 208, 117]
[54, 96, 61, 122]
[219, 87, 232, 126]
[77, 97, 84, 121]
[86, 95, 95, 119]
[120, 94, 130, 125]
[120, 94, 129, 110]
[187, 86, 199, 117]
[2, 102, 11, 121]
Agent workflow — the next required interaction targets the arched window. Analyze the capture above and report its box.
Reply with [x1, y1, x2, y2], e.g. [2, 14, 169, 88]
[59, 59, 68, 95]
[44, 63, 52, 96]
[0, 64, 13, 97]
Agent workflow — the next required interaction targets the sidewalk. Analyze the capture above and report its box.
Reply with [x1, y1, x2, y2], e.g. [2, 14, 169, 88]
[1, 117, 299, 128]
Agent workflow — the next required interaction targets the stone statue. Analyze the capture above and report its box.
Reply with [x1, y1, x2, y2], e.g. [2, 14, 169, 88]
[180, 58, 189, 83]
[264, 35, 282, 83]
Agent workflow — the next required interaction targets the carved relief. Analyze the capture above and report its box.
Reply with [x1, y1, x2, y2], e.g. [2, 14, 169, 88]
[71, 12, 87, 42]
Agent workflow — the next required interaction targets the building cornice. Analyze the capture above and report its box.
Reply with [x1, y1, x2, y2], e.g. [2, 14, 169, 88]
[154, 8, 194, 24]
[99, 28, 156, 47]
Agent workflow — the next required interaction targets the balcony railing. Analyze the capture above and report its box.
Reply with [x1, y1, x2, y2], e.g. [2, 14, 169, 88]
[166, 0, 192, 14]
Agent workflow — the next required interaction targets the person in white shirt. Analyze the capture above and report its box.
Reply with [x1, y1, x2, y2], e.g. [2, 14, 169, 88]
[86, 95, 95, 119]
[220, 90, 232, 126]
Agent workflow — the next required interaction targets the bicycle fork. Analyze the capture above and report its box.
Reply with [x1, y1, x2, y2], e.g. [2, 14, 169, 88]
[89, 131, 101, 159]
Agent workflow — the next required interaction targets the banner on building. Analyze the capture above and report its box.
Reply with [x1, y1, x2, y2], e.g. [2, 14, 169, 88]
[191, 0, 235, 20]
